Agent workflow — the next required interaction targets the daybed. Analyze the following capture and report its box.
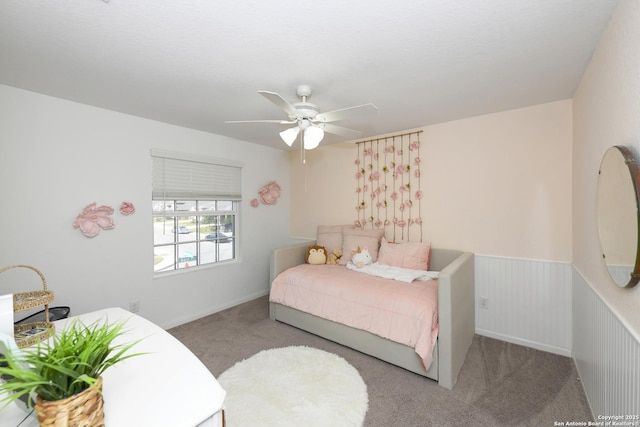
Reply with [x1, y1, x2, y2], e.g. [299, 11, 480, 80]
[269, 239, 475, 390]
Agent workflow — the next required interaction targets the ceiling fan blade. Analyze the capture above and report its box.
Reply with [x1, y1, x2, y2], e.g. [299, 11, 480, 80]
[225, 119, 295, 125]
[258, 91, 299, 118]
[320, 123, 363, 138]
[315, 103, 377, 123]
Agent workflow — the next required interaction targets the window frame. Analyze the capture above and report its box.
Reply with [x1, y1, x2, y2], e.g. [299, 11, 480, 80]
[151, 150, 243, 276]
[152, 200, 239, 275]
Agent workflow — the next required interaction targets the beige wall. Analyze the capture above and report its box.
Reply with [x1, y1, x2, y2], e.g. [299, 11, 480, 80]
[290, 99, 572, 262]
[573, 0, 640, 338]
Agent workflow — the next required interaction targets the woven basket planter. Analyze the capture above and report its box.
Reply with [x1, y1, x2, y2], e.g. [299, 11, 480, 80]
[35, 377, 104, 427]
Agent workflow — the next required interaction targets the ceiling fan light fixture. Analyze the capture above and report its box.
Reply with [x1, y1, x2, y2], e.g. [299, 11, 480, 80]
[227, 85, 374, 150]
[304, 126, 324, 150]
[279, 127, 300, 146]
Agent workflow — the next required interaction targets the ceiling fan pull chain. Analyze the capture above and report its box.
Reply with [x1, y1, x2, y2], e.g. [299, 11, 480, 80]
[300, 132, 309, 192]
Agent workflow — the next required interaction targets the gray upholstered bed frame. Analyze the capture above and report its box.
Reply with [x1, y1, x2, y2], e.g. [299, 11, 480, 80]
[269, 241, 475, 390]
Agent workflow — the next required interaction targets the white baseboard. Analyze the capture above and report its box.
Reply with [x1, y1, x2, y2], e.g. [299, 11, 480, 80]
[476, 328, 571, 357]
[159, 289, 270, 330]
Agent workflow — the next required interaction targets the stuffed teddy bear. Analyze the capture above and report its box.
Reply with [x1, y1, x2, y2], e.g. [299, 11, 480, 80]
[325, 248, 343, 265]
[351, 247, 372, 268]
[306, 245, 327, 265]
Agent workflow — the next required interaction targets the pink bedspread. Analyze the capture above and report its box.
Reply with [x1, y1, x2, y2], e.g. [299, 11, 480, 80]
[269, 264, 439, 369]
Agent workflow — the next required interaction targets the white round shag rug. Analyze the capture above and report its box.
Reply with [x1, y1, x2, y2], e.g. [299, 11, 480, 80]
[217, 346, 368, 427]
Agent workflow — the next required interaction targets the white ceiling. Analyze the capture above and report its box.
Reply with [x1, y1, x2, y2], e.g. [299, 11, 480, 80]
[0, 0, 618, 150]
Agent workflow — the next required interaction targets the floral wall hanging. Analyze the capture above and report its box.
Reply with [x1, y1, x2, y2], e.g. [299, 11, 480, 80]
[259, 181, 281, 205]
[73, 201, 135, 237]
[252, 181, 281, 207]
[119, 201, 135, 215]
[354, 130, 423, 242]
[73, 203, 115, 238]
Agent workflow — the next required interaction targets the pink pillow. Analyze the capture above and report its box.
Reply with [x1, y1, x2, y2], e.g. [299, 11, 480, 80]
[377, 237, 431, 270]
[316, 225, 352, 253]
[340, 228, 385, 265]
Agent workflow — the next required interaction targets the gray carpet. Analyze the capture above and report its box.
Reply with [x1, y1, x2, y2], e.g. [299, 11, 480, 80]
[168, 296, 592, 427]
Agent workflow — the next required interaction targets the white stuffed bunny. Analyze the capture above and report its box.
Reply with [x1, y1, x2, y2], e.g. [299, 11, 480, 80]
[351, 247, 373, 268]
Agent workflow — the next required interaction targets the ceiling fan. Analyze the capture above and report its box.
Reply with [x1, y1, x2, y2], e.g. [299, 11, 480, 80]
[226, 85, 377, 150]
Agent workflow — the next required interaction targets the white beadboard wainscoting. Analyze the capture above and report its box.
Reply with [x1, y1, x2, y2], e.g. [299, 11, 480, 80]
[475, 254, 572, 356]
[573, 269, 640, 418]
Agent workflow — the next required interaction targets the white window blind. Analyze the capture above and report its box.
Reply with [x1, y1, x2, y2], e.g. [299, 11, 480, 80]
[151, 150, 242, 201]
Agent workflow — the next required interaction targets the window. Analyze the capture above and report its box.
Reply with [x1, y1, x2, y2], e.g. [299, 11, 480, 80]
[151, 150, 242, 274]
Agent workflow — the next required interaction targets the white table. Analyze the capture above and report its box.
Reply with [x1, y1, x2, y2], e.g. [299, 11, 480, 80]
[0, 308, 226, 427]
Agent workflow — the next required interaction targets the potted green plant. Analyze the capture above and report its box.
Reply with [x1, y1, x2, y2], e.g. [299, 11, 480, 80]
[0, 319, 144, 426]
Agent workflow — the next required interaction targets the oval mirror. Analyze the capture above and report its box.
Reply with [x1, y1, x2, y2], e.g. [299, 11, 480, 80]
[597, 145, 640, 288]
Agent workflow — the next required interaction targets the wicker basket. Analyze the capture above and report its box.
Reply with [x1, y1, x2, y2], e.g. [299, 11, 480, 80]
[35, 377, 105, 427]
[0, 264, 55, 348]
